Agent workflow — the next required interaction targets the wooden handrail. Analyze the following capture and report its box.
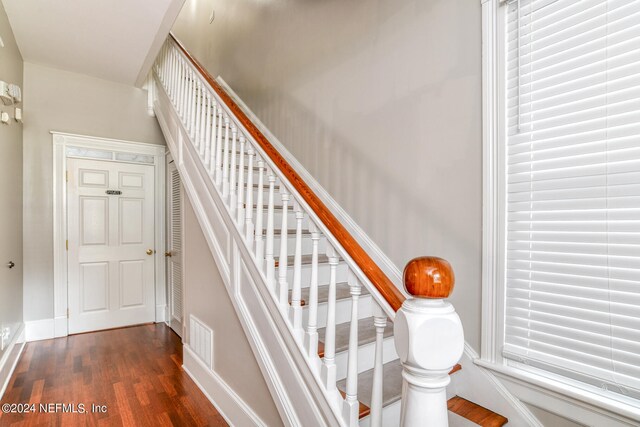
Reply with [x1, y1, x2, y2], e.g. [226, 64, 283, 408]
[169, 33, 406, 312]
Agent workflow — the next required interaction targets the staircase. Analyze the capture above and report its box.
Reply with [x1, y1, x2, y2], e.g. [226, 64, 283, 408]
[151, 34, 509, 427]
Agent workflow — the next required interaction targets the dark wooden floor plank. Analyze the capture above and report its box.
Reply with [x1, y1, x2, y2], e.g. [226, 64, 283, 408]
[0, 324, 228, 426]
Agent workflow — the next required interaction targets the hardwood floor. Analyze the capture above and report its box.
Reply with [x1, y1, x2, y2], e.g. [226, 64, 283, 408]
[0, 324, 228, 426]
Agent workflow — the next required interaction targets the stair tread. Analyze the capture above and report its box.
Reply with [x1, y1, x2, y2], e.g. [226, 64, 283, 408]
[447, 396, 508, 427]
[271, 228, 311, 236]
[276, 253, 343, 267]
[337, 359, 403, 410]
[335, 360, 464, 419]
[289, 282, 369, 306]
[318, 318, 394, 356]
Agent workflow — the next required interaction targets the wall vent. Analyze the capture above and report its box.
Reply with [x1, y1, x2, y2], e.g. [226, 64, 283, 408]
[189, 315, 213, 369]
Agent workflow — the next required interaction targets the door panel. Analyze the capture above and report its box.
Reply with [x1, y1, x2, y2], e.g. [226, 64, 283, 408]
[119, 260, 145, 307]
[80, 262, 109, 312]
[68, 158, 156, 334]
[119, 198, 144, 244]
[80, 197, 109, 245]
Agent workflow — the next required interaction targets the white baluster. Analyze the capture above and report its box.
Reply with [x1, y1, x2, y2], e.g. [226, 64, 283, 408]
[265, 173, 277, 292]
[221, 118, 232, 196]
[214, 110, 224, 185]
[395, 257, 463, 427]
[254, 159, 265, 263]
[183, 67, 190, 125]
[194, 80, 201, 147]
[170, 51, 176, 101]
[171, 50, 176, 99]
[229, 127, 238, 213]
[209, 103, 218, 176]
[304, 222, 320, 361]
[179, 61, 186, 118]
[236, 136, 246, 230]
[199, 83, 207, 151]
[203, 93, 211, 164]
[291, 202, 304, 336]
[189, 72, 196, 136]
[343, 271, 361, 426]
[370, 303, 387, 427]
[244, 149, 255, 245]
[277, 189, 290, 310]
[321, 246, 339, 390]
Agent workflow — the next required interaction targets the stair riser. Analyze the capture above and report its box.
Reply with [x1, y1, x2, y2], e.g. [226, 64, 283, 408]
[303, 294, 374, 329]
[256, 210, 312, 230]
[334, 336, 398, 381]
[271, 234, 327, 256]
[359, 399, 401, 427]
[267, 261, 348, 287]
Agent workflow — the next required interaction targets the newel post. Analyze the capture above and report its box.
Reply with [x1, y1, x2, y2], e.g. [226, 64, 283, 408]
[394, 257, 464, 427]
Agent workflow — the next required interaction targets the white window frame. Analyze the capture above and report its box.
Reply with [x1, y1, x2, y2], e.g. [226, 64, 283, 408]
[478, 0, 640, 425]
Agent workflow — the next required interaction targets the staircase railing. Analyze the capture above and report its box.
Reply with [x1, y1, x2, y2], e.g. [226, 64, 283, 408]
[153, 34, 464, 426]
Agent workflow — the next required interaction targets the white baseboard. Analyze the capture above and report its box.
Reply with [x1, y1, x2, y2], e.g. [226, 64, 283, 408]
[0, 323, 25, 399]
[156, 304, 167, 323]
[54, 316, 68, 337]
[183, 344, 267, 427]
[25, 318, 55, 342]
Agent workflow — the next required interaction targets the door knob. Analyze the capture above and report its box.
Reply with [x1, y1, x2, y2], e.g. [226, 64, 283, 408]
[165, 251, 172, 257]
[6, 261, 15, 269]
[146, 249, 154, 255]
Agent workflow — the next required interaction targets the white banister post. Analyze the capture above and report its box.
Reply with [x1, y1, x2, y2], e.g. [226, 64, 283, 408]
[304, 221, 320, 362]
[343, 270, 361, 426]
[394, 257, 464, 427]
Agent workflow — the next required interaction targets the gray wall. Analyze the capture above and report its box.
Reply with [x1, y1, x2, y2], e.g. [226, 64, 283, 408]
[183, 196, 283, 426]
[172, 0, 483, 350]
[526, 404, 585, 427]
[22, 62, 165, 321]
[0, 1, 23, 355]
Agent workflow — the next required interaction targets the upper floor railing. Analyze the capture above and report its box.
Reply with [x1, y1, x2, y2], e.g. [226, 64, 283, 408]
[153, 34, 464, 426]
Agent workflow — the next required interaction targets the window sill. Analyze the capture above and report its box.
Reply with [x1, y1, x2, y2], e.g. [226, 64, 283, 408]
[474, 359, 640, 426]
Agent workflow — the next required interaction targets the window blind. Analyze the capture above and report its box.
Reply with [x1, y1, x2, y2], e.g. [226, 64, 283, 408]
[503, 0, 640, 397]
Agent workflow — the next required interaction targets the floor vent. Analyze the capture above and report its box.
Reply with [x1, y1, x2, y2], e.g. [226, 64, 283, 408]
[189, 315, 213, 369]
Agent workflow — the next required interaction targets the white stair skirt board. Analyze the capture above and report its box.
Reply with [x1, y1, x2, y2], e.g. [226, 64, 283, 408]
[183, 344, 268, 427]
[0, 324, 25, 399]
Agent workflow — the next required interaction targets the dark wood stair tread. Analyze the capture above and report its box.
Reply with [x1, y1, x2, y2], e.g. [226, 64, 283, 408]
[447, 396, 508, 426]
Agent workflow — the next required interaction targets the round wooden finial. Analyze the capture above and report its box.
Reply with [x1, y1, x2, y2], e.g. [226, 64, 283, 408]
[403, 256, 454, 298]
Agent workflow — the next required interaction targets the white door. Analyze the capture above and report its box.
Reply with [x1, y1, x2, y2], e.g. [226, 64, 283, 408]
[67, 158, 156, 334]
[166, 159, 184, 337]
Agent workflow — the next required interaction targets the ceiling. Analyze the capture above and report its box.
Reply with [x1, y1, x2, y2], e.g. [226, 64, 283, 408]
[2, 0, 185, 86]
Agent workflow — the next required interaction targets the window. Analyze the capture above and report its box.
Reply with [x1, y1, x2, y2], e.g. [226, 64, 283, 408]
[485, 0, 640, 407]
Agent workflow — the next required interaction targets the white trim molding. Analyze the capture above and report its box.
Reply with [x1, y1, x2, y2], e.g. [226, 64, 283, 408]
[0, 324, 25, 399]
[480, 1, 640, 425]
[183, 344, 268, 427]
[52, 132, 167, 337]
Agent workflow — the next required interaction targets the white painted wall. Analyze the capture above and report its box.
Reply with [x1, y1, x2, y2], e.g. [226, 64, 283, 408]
[183, 196, 283, 426]
[526, 404, 585, 427]
[22, 62, 166, 322]
[172, 0, 483, 350]
[0, 0, 23, 357]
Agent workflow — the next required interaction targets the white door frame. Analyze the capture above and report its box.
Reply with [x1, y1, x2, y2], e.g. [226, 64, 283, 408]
[52, 131, 166, 338]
